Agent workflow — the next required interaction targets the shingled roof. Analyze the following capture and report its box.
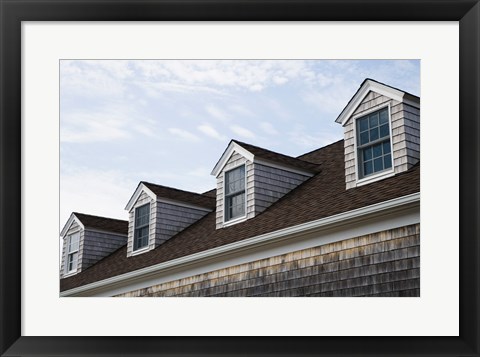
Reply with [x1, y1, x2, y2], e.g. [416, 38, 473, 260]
[61, 139, 420, 292]
[141, 181, 216, 209]
[72, 213, 128, 236]
[231, 139, 321, 173]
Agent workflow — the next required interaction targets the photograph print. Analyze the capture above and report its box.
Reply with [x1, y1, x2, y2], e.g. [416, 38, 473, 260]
[59, 60, 420, 297]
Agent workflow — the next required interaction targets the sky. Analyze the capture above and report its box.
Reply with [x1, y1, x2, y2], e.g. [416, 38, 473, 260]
[60, 59, 420, 228]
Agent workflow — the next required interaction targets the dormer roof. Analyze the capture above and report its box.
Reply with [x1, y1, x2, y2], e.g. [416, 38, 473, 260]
[60, 212, 128, 238]
[211, 139, 320, 177]
[335, 78, 420, 126]
[124, 181, 215, 212]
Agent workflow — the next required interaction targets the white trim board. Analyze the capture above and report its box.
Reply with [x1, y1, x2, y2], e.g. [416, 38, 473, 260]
[336, 79, 420, 126]
[124, 183, 157, 212]
[60, 213, 85, 238]
[61, 192, 420, 297]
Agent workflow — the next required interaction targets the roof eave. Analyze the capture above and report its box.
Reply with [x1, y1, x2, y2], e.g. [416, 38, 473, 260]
[60, 192, 420, 296]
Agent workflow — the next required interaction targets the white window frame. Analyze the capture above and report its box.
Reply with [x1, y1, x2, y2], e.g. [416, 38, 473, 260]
[65, 231, 80, 275]
[353, 103, 395, 187]
[222, 163, 247, 227]
[133, 203, 150, 252]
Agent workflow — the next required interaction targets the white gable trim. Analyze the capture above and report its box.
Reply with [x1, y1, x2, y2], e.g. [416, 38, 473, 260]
[211, 141, 254, 177]
[124, 183, 157, 212]
[60, 213, 85, 238]
[335, 79, 420, 126]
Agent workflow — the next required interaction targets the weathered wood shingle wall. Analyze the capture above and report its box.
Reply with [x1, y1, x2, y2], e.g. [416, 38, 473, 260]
[81, 230, 127, 271]
[154, 202, 209, 246]
[344, 91, 420, 189]
[116, 224, 420, 297]
[253, 163, 310, 215]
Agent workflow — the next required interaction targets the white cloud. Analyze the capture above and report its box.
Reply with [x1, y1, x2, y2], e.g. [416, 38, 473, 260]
[259, 122, 279, 135]
[289, 131, 341, 150]
[230, 125, 255, 140]
[60, 167, 133, 229]
[168, 128, 200, 142]
[205, 104, 229, 122]
[198, 124, 227, 141]
[229, 104, 255, 118]
[61, 111, 131, 143]
[61, 105, 155, 144]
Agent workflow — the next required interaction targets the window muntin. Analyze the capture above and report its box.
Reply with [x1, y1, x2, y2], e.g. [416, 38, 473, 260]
[357, 107, 392, 178]
[66, 232, 80, 273]
[134, 203, 150, 251]
[224, 165, 246, 222]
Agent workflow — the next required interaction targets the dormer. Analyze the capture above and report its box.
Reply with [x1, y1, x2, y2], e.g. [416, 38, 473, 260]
[211, 140, 320, 229]
[60, 213, 128, 278]
[124, 182, 215, 257]
[335, 79, 420, 189]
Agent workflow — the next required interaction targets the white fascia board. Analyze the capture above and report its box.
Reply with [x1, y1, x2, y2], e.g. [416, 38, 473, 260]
[335, 80, 420, 126]
[61, 192, 420, 297]
[211, 142, 254, 177]
[124, 183, 157, 212]
[60, 213, 85, 238]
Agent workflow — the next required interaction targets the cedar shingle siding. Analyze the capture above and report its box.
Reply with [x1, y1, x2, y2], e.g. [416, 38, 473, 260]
[116, 224, 420, 297]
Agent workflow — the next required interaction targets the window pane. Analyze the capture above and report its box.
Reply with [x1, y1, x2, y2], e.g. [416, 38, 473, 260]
[383, 141, 391, 154]
[369, 113, 379, 128]
[225, 166, 245, 195]
[68, 233, 80, 253]
[370, 127, 379, 141]
[384, 154, 392, 169]
[360, 131, 369, 145]
[68, 252, 78, 272]
[363, 147, 372, 161]
[359, 118, 368, 132]
[364, 161, 373, 176]
[226, 192, 245, 220]
[372, 143, 382, 158]
[374, 157, 383, 172]
[379, 124, 389, 138]
[379, 109, 389, 124]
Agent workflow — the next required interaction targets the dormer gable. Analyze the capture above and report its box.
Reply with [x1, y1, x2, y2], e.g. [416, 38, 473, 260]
[211, 140, 320, 229]
[60, 212, 128, 278]
[336, 79, 420, 189]
[124, 182, 215, 257]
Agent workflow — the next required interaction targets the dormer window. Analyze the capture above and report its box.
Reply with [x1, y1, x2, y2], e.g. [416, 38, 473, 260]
[356, 106, 393, 179]
[224, 165, 246, 222]
[133, 203, 150, 251]
[66, 232, 80, 273]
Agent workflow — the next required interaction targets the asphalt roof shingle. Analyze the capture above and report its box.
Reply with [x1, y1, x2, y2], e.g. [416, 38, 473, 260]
[61, 139, 420, 292]
[73, 213, 128, 236]
[142, 182, 216, 209]
[232, 140, 321, 173]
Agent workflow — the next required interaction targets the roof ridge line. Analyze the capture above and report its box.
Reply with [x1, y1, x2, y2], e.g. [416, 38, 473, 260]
[141, 181, 216, 199]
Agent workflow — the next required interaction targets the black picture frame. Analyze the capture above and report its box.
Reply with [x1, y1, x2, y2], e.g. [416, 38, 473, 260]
[1, 1, 479, 356]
